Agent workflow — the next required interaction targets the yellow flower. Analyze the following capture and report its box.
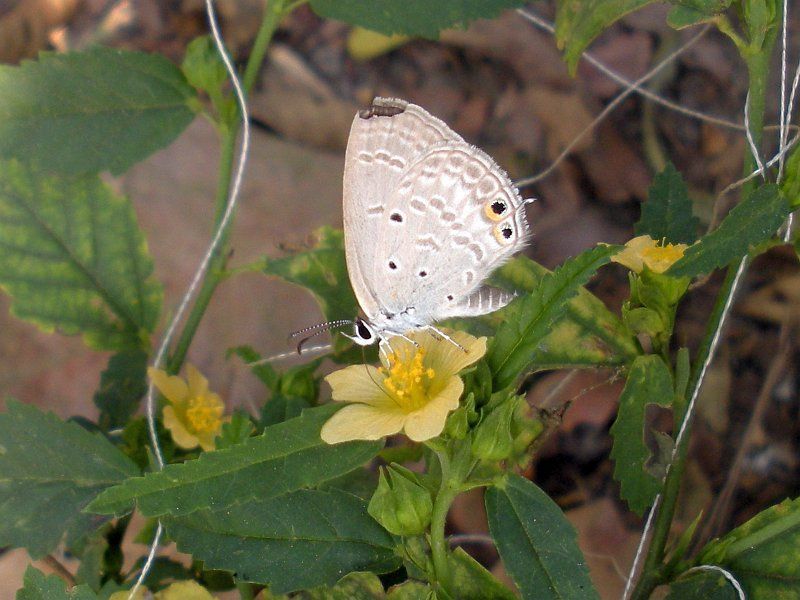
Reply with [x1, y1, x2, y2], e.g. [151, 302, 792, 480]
[321, 330, 487, 444]
[612, 235, 688, 274]
[149, 364, 226, 451]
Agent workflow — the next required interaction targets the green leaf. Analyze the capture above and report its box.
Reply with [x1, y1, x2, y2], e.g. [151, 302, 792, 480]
[448, 547, 517, 599]
[555, 0, 657, 73]
[781, 143, 800, 209]
[609, 355, 674, 515]
[488, 256, 639, 372]
[165, 489, 400, 594]
[635, 163, 699, 244]
[666, 0, 734, 28]
[0, 401, 138, 559]
[0, 161, 163, 350]
[87, 404, 382, 517]
[294, 572, 385, 599]
[308, 0, 526, 38]
[17, 566, 97, 600]
[693, 496, 800, 597]
[666, 570, 738, 600]
[387, 580, 431, 599]
[94, 350, 148, 430]
[0, 47, 195, 175]
[486, 474, 598, 600]
[488, 245, 620, 389]
[214, 411, 255, 449]
[669, 184, 790, 278]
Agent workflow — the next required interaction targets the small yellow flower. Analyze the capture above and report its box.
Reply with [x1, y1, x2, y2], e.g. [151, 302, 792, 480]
[321, 330, 487, 444]
[612, 235, 688, 274]
[149, 364, 226, 451]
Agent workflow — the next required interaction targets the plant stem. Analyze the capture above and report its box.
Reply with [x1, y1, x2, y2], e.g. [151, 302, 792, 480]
[430, 451, 458, 594]
[166, 1, 286, 373]
[629, 24, 776, 600]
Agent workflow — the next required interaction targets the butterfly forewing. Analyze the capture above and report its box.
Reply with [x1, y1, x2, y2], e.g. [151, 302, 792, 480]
[343, 98, 462, 321]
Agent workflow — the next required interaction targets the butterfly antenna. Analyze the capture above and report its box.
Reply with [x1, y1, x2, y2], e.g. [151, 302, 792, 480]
[289, 319, 353, 340]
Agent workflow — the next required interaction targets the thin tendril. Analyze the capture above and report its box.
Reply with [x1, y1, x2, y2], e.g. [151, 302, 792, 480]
[129, 0, 251, 596]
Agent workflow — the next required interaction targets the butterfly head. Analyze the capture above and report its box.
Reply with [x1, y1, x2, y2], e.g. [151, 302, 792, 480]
[343, 318, 378, 346]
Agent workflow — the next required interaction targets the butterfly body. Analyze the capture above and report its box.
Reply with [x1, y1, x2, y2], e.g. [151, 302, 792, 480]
[342, 97, 532, 348]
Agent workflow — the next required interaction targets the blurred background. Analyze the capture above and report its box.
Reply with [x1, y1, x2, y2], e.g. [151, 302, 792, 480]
[0, 0, 798, 597]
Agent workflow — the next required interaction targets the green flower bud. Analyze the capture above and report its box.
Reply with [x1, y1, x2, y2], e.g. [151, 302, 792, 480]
[623, 305, 665, 338]
[471, 397, 519, 461]
[181, 36, 228, 96]
[368, 464, 433, 536]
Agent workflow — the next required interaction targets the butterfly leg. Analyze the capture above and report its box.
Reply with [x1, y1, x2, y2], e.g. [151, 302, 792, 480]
[425, 326, 467, 353]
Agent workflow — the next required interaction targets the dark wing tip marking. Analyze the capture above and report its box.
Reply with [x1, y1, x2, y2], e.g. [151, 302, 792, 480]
[359, 104, 405, 119]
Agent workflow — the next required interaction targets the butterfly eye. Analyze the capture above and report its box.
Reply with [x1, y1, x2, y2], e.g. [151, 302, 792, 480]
[493, 223, 515, 244]
[484, 198, 508, 222]
[356, 319, 374, 341]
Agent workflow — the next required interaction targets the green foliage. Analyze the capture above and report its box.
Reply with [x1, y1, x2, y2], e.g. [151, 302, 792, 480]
[669, 184, 790, 277]
[0, 401, 138, 559]
[368, 464, 432, 536]
[488, 245, 621, 389]
[165, 489, 400, 593]
[555, 0, 656, 73]
[16, 566, 97, 600]
[780, 144, 800, 209]
[94, 350, 148, 430]
[308, 0, 526, 38]
[666, 570, 739, 600]
[609, 355, 675, 515]
[87, 404, 382, 517]
[447, 547, 517, 599]
[214, 411, 255, 449]
[0, 47, 195, 175]
[490, 256, 639, 371]
[263, 227, 358, 324]
[666, 0, 734, 29]
[692, 496, 800, 597]
[485, 474, 598, 600]
[635, 162, 699, 244]
[0, 161, 162, 350]
[386, 580, 432, 599]
[292, 572, 385, 599]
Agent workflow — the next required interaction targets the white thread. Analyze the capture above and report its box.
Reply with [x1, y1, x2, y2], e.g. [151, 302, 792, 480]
[683, 565, 746, 599]
[248, 343, 333, 365]
[129, 0, 252, 596]
[516, 8, 743, 131]
[514, 25, 710, 187]
[622, 257, 748, 599]
[743, 92, 767, 178]
[719, 129, 800, 198]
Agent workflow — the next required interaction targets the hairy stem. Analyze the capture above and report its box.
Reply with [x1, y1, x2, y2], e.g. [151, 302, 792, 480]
[430, 452, 458, 593]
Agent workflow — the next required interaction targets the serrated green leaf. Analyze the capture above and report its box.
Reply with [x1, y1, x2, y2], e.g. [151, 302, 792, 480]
[635, 163, 699, 244]
[693, 496, 800, 597]
[309, 0, 526, 38]
[0, 47, 195, 175]
[17, 566, 97, 600]
[87, 404, 382, 517]
[555, 0, 657, 73]
[263, 227, 358, 351]
[488, 255, 639, 371]
[0, 401, 138, 559]
[295, 571, 385, 599]
[609, 355, 674, 515]
[94, 350, 148, 430]
[666, 570, 738, 600]
[165, 489, 400, 594]
[486, 474, 598, 600]
[0, 161, 163, 350]
[780, 144, 800, 209]
[669, 184, 790, 278]
[488, 245, 620, 389]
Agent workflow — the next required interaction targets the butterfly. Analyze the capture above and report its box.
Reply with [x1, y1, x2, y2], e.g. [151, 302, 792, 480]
[338, 97, 532, 351]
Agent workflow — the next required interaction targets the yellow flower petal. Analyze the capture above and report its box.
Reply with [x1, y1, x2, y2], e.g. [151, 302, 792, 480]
[611, 235, 653, 273]
[163, 405, 200, 450]
[321, 403, 407, 444]
[423, 330, 487, 376]
[148, 367, 188, 405]
[325, 365, 390, 406]
[403, 377, 463, 442]
[186, 363, 209, 398]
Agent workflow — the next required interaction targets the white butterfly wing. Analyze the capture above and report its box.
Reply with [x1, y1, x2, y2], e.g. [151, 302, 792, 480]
[343, 98, 462, 321]
[367, 142, 530, 326]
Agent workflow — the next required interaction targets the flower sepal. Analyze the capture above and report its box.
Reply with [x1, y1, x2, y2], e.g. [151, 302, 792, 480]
[368, 463, 433, 536]
[470, 394, 521, 462]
